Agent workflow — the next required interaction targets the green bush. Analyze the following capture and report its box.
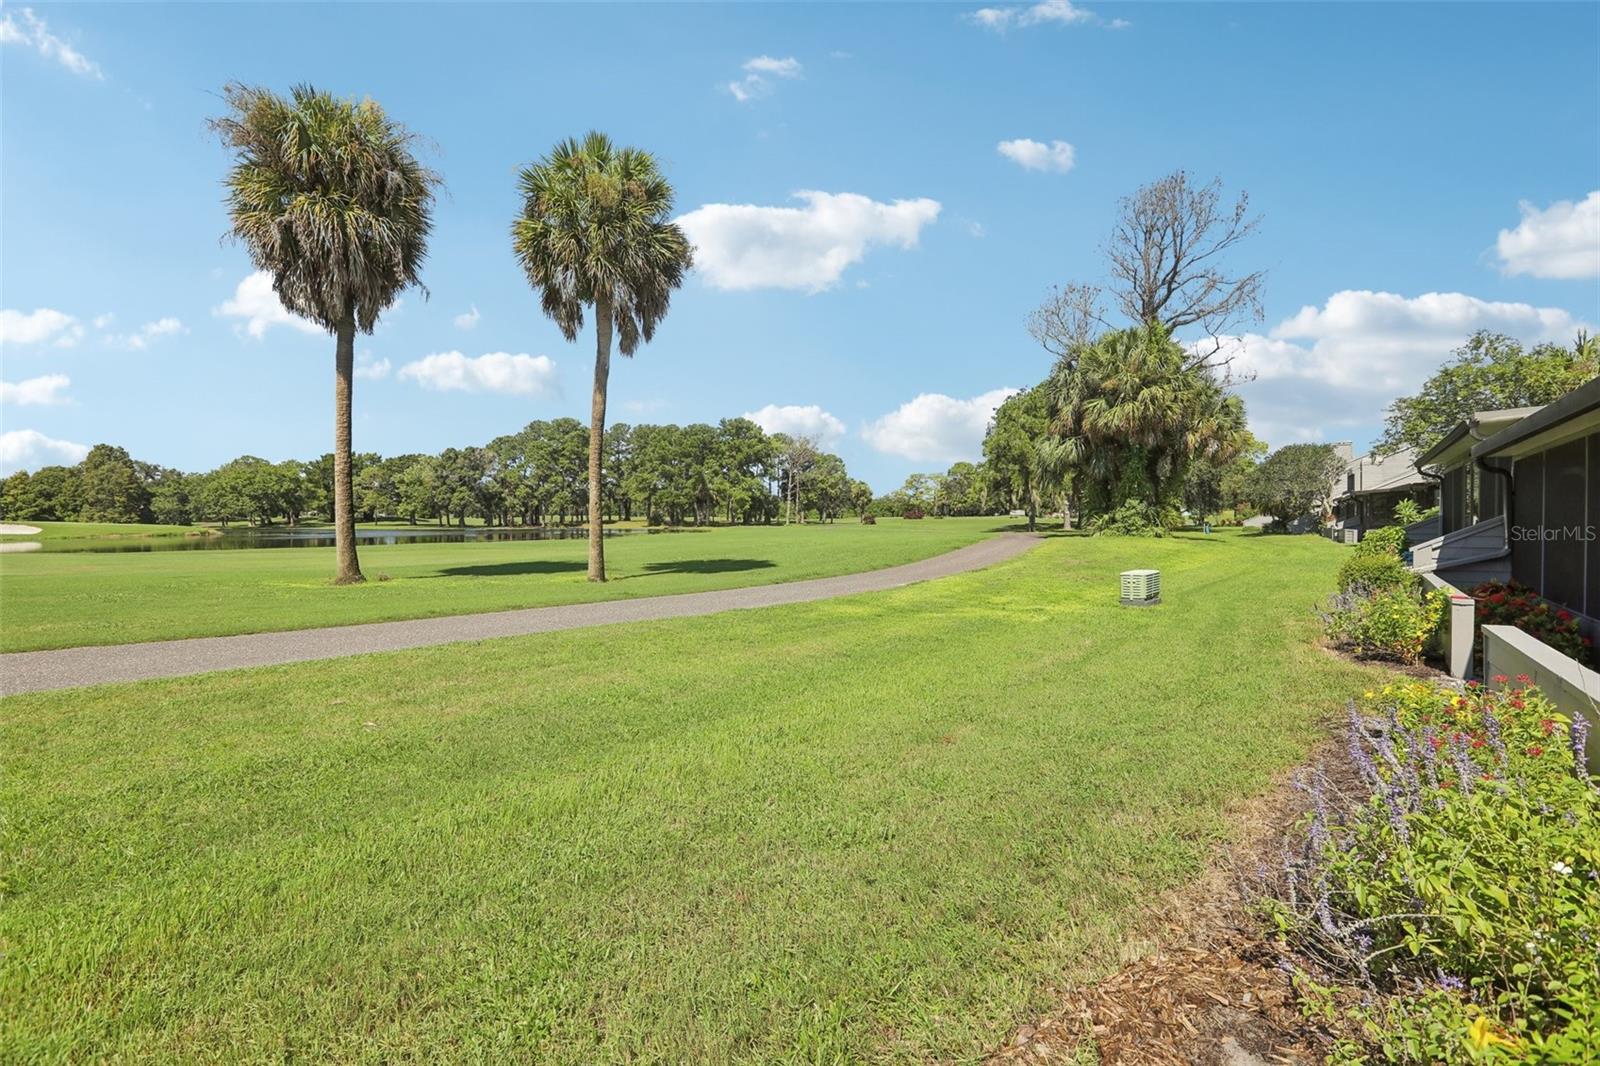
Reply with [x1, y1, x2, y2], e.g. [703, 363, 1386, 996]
[1393, 499, 1440, 526]
[1322, 585, 1446, 664]
[1337, 552, 1415, 594]
[1088, 499, 1173, 537]
[1354, 525, 1406, 558]
[1272, 682, 1599, 1063]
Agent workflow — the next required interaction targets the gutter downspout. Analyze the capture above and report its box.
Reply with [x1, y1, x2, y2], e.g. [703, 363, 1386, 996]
[1467, 415, 1514, 560]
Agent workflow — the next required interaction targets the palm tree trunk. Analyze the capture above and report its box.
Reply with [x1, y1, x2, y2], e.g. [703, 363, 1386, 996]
[587, 293, 613, 581]
[333, 316, 363, 585]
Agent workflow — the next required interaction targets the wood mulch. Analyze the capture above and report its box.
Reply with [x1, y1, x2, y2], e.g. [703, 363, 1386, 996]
[986, 757, 1332, 1065]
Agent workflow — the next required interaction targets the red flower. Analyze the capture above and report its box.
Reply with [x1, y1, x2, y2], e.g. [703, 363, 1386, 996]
[1541, 719, 1556, 735]
[1557, 609, 1573, 622]
[1492, 674, 1510, 684]
[1526, 745, 1544, 757]
[1471, 736, 1487, 749]
[1429, 735, 1444, 750]
[1517, 674, 1532, 684]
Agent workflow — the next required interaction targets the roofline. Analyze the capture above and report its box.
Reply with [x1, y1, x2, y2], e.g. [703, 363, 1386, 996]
[1416, 406, 1547, 468]
[1472, 378, 1600, 458]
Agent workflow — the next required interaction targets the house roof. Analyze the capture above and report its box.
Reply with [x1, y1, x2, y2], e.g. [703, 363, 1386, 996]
[1336, 446, 1433, 498]
[1472, 377, 1600, 460]
[1415, 407, 1545, 469]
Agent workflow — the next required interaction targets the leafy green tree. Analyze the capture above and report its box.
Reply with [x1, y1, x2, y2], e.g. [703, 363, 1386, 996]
[849, 480, 875, 518]
[395, 456, 442, 524]
[1248, 443, 1346, 529]
[145, 468, 197, 525]
[77, 444, 149, 523]
[983, 388, 1050, 530]
[1379, 331, 1598, 455]
[214, 83, 438, 583]
[1185, 429, 1267, 518]
[511, 132, 692, 580]
[1, 471, 39, 521]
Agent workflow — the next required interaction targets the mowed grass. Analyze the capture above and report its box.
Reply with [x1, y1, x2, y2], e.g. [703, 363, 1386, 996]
[0, 530, 1378, 1063]
[0, 518, 996, 652]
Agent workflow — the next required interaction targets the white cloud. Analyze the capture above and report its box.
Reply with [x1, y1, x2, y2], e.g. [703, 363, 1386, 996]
[678, 191, 941, 292]
[861, 388, 1020, 463]
[997, 138, 1076, 173]
[742, 403, 847, 448]
[216, 271, 323, 339]
[1495, 190, 1600, 280]
[0, 7, 103, 79]
[727, 54, 802, 102]
[744, 55, 802, 78]
[1202, 289, 1592, 449]
[354, 352, 391, 381]
[109, 317, 186, 350]
[0, 374, 71, 406]
[972, 1, 1108, 31]
[0, 429, 89, 474]
[92, 312, 115, 329]
[398, 351, 558, 396]
[453, 305, 481, 330]
[0, 308, 82, 347]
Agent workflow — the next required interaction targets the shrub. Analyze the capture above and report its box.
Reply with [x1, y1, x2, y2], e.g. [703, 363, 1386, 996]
[1337, 552, 1415, 595]
[1354, 524, 1406, 558]
[1471, 579, 1591, 665]
[901, 507, 924, 520]
[1087, 499, 1172, 537]
[1269, 682, 1599, 1063]
[1393, 498, 1440, 526]
[1323, 585, 1446, 664]
[858, 513, 876, 525]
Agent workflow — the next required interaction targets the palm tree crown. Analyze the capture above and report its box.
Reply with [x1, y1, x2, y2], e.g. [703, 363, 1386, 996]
[511, 132, 691, 354]
[211, 82, 438, 332]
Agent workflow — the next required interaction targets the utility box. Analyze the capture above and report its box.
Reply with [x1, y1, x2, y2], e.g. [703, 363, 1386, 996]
[1120, 569, 1161, 607]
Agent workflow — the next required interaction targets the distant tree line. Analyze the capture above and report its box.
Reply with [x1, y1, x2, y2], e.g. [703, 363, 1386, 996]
[0, 419, 880, 529]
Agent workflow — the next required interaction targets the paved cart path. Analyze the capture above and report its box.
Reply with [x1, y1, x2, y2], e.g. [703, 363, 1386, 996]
[1, 534, 1040, 695]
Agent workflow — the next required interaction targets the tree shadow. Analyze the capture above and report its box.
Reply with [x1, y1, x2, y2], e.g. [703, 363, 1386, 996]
[427, 560, 588, 578]
[621, 558, 778, 579]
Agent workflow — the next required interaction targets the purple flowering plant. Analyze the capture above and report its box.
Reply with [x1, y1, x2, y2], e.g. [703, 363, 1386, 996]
[1268, 681, 1599, 1062]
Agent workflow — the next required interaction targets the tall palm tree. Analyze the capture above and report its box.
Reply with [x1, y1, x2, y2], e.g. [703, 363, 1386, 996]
[1046, 323, 1244, 520]
[511, 132, 691, 581]
[212, 83, 437, 584]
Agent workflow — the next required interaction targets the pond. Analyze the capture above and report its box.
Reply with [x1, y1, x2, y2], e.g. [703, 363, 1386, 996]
[38, 526, 697, 554]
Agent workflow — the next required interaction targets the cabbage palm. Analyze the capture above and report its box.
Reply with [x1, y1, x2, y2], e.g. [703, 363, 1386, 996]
[511, 132, 691, 581]
[1046, 323, 1245, 518]
[212, 83, 438, 584]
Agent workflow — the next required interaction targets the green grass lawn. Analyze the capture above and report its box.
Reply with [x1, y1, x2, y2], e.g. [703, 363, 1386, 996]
[7, 519, 219, 544]
[0, 518, 999, 652]
[0, 530, 1381, 1062]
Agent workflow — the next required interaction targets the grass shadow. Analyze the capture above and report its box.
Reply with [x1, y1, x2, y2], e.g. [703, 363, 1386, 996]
[428, 561, 588, 578]
[622, 558, 779, 580]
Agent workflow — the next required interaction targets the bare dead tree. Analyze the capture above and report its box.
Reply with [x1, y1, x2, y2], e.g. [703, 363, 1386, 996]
[1106, 170, 1264, 348]
[1028, 170, 1264, 377]
[1026, 282, 1105, 363]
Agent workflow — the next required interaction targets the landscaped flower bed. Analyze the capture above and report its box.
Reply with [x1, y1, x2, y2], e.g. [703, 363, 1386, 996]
[1471, 579, 1593, 666]
[1269, 681, 1599, 1063]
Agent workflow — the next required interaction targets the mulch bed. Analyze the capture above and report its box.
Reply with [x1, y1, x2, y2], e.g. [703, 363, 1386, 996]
[987, 755, 1341, 1065]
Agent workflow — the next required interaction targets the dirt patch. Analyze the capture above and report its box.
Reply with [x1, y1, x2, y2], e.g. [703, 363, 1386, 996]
[988, 759, 1332, 1065]
[1317, 640, 1455, 683]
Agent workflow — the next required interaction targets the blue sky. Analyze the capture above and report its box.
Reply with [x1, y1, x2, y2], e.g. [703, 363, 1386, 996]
[2, 1, 1598, 491]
